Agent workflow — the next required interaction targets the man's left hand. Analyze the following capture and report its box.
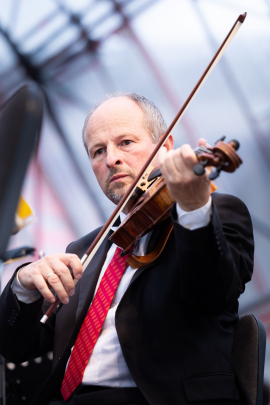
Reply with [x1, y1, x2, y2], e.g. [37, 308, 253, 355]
[159, 139, 212, 212]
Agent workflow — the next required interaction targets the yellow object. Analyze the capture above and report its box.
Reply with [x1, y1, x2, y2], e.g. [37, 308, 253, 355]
[13, 196, 36, 234]
[17, 196, 33, 219]
[210, 181, 217, 193]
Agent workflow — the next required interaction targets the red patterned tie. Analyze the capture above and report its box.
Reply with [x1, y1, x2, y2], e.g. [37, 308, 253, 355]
[61, 246, 131, 401]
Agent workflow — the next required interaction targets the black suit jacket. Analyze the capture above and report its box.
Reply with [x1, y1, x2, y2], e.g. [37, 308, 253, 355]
[0, 193, 254, 405]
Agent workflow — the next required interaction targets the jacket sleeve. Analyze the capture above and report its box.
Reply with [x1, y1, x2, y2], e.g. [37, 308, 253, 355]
[0, 228, 101, 364]
[0, 267, 55, 363]
[171, 193, 254, 315]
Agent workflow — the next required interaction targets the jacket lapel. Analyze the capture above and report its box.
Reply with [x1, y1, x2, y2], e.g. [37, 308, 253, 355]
[75, 216, 120, 323]
[75, 231, 113, 325]
[75, 216, 171, 321]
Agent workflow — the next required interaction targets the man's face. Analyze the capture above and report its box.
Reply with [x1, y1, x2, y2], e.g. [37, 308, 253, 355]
[85, 97, 158, 206]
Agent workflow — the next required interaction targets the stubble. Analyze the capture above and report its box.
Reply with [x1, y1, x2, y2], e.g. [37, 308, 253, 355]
[105, 167, 136, 205]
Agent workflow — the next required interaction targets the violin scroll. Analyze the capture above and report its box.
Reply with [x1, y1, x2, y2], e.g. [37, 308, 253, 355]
[193, 136, 242, 179]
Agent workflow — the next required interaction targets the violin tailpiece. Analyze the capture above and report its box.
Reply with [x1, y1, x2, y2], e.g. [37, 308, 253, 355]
[126, 221, 174, 269]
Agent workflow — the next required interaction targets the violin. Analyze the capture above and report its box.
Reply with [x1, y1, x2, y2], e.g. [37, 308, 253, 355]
[41, 12, 246, 324]
[109, 137, 242, 269]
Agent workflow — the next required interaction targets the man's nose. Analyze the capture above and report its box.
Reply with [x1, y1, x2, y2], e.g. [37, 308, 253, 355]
[106, 146, 123, 168]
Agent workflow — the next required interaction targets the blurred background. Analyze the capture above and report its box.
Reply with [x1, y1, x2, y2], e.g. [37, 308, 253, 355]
[0, 0, 270, 403]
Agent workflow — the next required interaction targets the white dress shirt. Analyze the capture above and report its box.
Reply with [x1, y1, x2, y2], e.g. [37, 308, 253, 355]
[12, 198, 212, 387]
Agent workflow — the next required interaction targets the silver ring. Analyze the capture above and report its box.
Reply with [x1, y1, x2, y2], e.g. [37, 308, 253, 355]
[46, 272, 54, 279]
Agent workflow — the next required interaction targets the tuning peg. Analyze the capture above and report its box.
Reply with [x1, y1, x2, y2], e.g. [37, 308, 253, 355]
[230, 139, 240, 151]
[209, 166, 222, 180]
[193, 159, 209, 176]
[215, 135, 226, 143]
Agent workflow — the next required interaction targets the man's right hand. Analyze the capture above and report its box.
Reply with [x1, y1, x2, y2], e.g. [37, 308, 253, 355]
[18, 254, 83, 304]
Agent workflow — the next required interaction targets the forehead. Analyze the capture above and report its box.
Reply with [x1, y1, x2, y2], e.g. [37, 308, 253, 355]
[85, 97, 148, 143]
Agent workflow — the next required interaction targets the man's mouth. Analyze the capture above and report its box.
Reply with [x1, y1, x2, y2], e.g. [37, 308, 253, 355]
[109, 174, 128, 183]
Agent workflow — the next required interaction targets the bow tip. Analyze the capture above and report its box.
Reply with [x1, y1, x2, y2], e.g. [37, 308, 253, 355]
[238, 12, 247, 23]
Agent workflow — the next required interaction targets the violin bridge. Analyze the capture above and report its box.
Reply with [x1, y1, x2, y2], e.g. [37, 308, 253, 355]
[137, 165, 156, 192]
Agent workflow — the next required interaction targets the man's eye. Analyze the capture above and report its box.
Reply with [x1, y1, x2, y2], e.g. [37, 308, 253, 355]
[95, 149, 104, 155]
[122, 140, 132, 146]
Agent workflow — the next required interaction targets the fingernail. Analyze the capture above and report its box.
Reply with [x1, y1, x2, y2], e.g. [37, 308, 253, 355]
[63, 297, 69, 304]
[69, 289, 75, 296]
[50, 297, 55, 303]
[76, 273, 82, 280]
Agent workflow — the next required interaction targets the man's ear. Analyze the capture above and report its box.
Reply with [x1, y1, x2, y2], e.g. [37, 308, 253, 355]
[163, 134, 174, 151]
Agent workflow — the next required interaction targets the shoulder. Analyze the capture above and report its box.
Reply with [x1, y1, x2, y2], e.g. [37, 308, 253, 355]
[65, 226, 103, 257]
[212, 192, 253, 236]
[212, 192, 251, 215]
[212, 191, 246, 206]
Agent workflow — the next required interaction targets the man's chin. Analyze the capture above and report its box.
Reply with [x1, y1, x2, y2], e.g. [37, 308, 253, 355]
[110, 180, 131, 192]
[107, 192, 124, 205]
[106, 183, 127, 204]
[106, 183, 139, 206]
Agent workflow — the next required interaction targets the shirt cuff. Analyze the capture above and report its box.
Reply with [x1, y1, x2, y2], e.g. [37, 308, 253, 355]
[176, 196, 212, 230]
[11, 268, 41, 304]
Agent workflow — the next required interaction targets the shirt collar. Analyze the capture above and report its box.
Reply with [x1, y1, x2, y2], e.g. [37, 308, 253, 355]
[111, 212, 127, 231]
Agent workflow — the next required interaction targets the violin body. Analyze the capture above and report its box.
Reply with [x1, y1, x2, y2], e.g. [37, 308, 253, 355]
[110, 176, 173, 253]
[109, 173, 217, 257]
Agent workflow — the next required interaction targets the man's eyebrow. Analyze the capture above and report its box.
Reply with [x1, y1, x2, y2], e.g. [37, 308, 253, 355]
[89, 132, 139, 152]
[88, 142, 106, 158]
[117, 132, 139, 140]
[90, 142, 105, 149]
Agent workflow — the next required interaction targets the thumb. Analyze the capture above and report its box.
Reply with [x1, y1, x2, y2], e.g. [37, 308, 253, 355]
[198, 138, 207, 147]
[158, 145, 167, 166]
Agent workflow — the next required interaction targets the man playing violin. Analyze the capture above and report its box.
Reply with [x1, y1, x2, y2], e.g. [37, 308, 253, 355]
[0, 93, 254, 405]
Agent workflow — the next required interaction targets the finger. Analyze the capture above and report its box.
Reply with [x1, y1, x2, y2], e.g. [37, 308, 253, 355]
[158, 145, 167, 166]
[179, 144, 198, 171]
[162, 146, 193, 184]
[45, 272, 70, 304]
[46, 260, 75, 297]
[159, 149, 181, 183]
[33, 273, 56, 303]
[204, 166, 213, 177]
[198, 138, 207, 147]
[67, 254, 83, 280]
[57, 254, 83, 280]
[196, 141, 214, 177]
[170, 146, 210, 187]
[164, 149, 184, 183]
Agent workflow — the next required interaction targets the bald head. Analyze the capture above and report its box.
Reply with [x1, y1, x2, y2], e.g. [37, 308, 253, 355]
[82, 92, 167, 155]
[84, 97, 148, 151]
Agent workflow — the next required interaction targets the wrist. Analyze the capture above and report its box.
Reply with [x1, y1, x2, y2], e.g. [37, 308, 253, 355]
[17, 266, 37, 291]
[175, 196, 212, 230]
[176, 199, 209, 212]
